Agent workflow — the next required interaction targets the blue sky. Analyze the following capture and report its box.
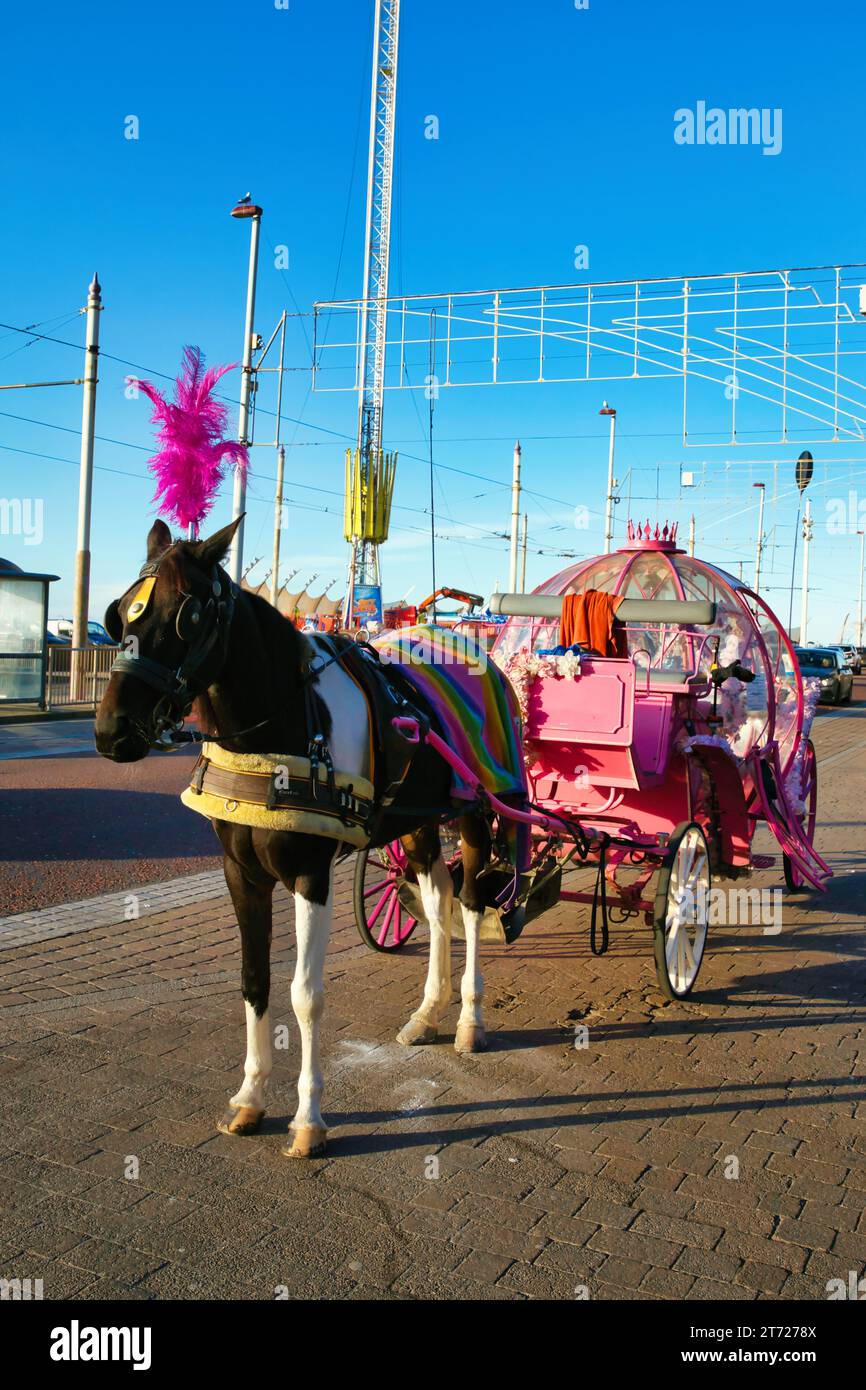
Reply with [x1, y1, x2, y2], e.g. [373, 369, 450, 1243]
[2, 0, 865, 639]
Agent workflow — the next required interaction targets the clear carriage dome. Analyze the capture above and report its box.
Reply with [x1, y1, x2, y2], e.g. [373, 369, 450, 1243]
[494, 520, 803, 772]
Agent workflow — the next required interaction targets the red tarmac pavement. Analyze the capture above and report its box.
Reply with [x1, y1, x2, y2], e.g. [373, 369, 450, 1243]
[0, 725, 219, 915]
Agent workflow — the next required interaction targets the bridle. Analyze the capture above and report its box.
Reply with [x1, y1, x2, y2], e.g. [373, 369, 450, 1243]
[107, 548, 237, 747]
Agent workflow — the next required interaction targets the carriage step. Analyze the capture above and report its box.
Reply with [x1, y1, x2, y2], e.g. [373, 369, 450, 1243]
[395, 881, 507, 943]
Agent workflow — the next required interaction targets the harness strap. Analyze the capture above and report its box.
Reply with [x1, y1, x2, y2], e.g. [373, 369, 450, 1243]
[590, 834, 610, 956]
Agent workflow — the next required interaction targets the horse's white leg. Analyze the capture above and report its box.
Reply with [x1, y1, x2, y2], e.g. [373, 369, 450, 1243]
[397, 853, 454, 1046]
[454, 903, 487, 1054]
[229, 1000, 273, 1112]
[284, 879, 332, 1159]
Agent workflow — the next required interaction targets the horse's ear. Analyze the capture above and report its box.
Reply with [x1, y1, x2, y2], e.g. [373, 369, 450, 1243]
[146, 519, 173, 560]
[104, 599, 123, 642]
[189, 515, 244, 573]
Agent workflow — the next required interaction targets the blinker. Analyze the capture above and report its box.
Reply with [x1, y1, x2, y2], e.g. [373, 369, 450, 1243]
[128, 576, 157, 622]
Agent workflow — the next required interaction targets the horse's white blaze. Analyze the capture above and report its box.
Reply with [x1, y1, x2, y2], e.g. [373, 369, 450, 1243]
[457, 905, 485, 1031]
[230, 1001, 273, 1112]
[308, 637, 371, 779]
[413, 854, 454, 1026]
[290, 882, 333, 1131]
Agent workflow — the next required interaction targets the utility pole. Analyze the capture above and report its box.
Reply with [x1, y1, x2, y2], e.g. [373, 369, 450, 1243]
[520, 512, 528, 592]
[753, 482, 765, 593]
[271, 443, 286, 608]
[858, 530, 864, 644]
[72, 273, 102, 665]
[509, 440, 522, 590]
[688, 514, 695, 557]
[800, 498, 813, 645]
[600, 402, 617, 553]
[229, 196, 263, 583]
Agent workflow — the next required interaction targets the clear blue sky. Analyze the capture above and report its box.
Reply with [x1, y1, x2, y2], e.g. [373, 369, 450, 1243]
[2, 0, 865, 639]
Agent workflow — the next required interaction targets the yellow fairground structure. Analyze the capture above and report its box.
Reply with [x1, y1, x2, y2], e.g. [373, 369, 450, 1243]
[344, 447, 397, 544]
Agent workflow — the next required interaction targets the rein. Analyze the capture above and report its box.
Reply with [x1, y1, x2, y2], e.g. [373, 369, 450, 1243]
[109, 550, 239, 747]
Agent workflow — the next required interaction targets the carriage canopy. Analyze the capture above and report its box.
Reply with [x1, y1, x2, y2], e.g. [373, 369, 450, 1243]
[493, 522, 803, 772]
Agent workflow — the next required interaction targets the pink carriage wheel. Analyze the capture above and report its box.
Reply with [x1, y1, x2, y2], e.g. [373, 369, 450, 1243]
[652, 821, 711, 1000]
[353, 840, 419, 952]
[783, 738, 818, 892]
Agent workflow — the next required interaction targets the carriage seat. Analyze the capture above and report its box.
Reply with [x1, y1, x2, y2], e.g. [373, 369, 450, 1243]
[644, 668, 708, 689]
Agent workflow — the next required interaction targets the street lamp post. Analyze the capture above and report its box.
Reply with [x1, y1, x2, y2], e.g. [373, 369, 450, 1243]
[788, 450, 813, 635]
[600, 402, 617, 554]
[228, 196, 263, 584]
[508, 441, 521, 591]
[753, 482, 765, 594]
[800, 498, 813, 645]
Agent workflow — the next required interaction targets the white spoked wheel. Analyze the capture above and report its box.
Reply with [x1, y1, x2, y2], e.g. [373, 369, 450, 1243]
[653, 821, 711, 999]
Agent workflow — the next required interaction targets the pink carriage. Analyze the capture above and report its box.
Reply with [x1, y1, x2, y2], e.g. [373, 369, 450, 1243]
[354, 522, 830, 998]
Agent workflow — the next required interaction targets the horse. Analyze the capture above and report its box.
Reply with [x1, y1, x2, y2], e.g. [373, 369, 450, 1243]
[95, 517, 493, 1158]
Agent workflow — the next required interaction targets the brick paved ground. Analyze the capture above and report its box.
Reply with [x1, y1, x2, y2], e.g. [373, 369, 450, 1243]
[0, 700, 864, 1301]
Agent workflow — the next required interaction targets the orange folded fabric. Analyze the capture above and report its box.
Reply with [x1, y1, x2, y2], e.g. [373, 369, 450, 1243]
[560, 589, 627, 657]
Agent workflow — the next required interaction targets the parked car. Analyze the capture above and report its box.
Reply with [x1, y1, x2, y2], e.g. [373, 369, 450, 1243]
[47, 618, 117, 647]
[841, 644, 862, 674]
[793, 647, 854, 704]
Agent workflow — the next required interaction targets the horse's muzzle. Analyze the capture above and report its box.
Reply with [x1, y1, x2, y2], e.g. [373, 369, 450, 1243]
[94, 715, 150, 763]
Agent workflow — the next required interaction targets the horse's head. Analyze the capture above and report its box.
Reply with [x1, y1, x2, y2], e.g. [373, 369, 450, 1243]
[95, 516, 241, 762]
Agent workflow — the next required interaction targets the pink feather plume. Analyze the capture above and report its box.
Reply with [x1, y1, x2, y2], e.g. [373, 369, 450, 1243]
[132, 346, 249, 533]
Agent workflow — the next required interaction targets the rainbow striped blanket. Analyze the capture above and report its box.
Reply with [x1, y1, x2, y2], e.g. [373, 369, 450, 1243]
[372, 625, 526, 802]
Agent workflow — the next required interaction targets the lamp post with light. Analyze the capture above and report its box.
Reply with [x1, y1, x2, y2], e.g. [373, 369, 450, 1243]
[228, 195, 263, 583]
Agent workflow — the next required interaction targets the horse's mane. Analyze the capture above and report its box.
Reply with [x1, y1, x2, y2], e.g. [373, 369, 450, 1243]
[190, 574, 331, 742]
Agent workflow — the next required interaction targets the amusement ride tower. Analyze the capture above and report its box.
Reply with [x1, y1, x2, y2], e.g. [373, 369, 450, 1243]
[344, 0, 400, 626]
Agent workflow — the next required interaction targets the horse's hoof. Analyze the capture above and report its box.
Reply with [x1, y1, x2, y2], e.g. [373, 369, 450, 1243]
[282, 1125, 327, 1159]
[396, 1018, 438, 1046]
[216, 1105, 265, 1137]
[454, 1023, 488, 1054]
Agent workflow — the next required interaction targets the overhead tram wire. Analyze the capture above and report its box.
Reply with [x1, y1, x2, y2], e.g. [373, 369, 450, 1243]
[15, 313, 857, 514]
[13, 320, 861, 561]
[0, 317, 642, 512]
[0, 437, 542, 554]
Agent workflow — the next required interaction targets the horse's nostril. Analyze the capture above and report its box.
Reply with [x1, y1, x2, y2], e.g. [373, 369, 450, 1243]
[96, 713, 129, 742]
[95, 713, 141, 760]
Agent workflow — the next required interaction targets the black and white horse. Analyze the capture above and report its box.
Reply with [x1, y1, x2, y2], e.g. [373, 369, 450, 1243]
[96, 519, 492, 1157]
